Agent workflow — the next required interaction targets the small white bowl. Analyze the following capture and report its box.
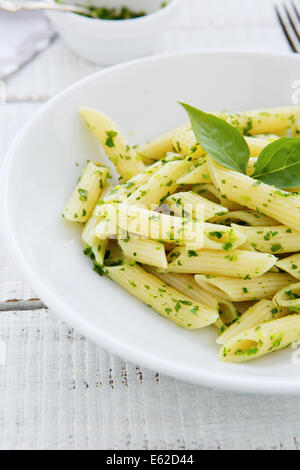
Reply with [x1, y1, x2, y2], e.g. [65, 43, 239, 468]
[46, 0, 182, 65]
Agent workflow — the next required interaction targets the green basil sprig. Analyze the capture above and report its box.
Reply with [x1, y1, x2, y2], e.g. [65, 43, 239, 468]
[180, 103, 300, 189]
[180, 103, 250, 174]
[252, 137, 300, 188]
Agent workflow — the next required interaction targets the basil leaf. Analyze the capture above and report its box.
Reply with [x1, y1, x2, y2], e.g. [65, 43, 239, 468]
[253, 137, 300, 188]
[180, 103, 250, 174]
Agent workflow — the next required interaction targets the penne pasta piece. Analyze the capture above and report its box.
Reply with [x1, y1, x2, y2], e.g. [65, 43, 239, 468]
[195, 273, 294, 302]
[171, 121, 286, 167]
[219, 314, 300, 363]
[85, 184, 116, 263]
[136, 125, 188, 164]
[232, 224, 300, 254]
[252, 133, 280, 141]
[193, 183, 244, 211]
[95, 204, 204, 250]
[96, 153, 183, 208]
[211, 210, 278, 227]
[165, 191, 228, 221]
[217, 299, 286, 345]
[178, 154, 259, 186]
[119, 238, 167, 270]
[207, 158, 300, 232]
[193, 183, 225, 203]
[276, 254, 300, 280]
[246, 157, 257, 176]
[167, 246, 276, 278]
[126, 159, 190, 207]
[218, 106, 300, 135]
[269, 265, 280, 273]
[203, 223, 247, 251]
[138, 106, 300, 167]
[177, 158, 212, 185]
[273, 282, 300, 312]
[171, 127, 206, 159]
[145, 269, 240, 328]
[63, 162, 109, 223]
[81, 215, 108, 265]
[80, 107, 145, 181]
[171, 112, 296, 159]
[145, 270, 218, 308]
[174, 131, 268, 161]
[244, 137, 268, 157]
[105, 263, 218, 329]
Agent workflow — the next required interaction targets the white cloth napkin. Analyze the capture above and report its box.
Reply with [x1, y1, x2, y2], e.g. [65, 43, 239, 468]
[0, 10, 55, 79]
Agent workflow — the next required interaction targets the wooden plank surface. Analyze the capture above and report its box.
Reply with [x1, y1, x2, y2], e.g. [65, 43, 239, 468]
[0, 0, 299, 450]
[0, 309, 300, 450]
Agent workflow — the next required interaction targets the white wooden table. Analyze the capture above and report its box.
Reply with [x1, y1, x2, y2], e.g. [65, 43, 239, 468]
[1, 0, 299, 450]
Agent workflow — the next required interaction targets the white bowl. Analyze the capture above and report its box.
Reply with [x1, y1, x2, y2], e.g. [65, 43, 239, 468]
[46, 0, 182, 65]
[2, 51, 300, 394]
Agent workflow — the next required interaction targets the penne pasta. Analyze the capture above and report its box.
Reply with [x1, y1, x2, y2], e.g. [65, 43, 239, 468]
[179, 156, 257, 184]
[219, 314, 300, 362]
[231, 224, 300, 254]
[126, 159, 190, 207]
[195, 273, 294, 302]
[145, 269, 240, 328]
[63, 162, 109, 223]
[208, 158, 300, 232]
[173, 132, 268, 166]
[273, 282, 300, 312]
[167, 246, 276, 278]
[97, 153, 183, 208]
[276, 253, 300, 280]
[217, 299, 286, 345]
[211, 210, 278, 227]
[95, 203, 204, 249]
[105, 263, 218, 329]
[119, 238, 167, 270]
[193, 183, 244, 211]
[136, 124, 188, 164]
[177, 158, 212, 185]
[171, 126, 206, 159]
[252, 133, 280, 141]
[80, 107, 145, 181]
[217, 106, 300, 135]
[203, 223, 246, 251]
[245, 157, 257, 176]
[171, 108, 299, 157]
[165, 191, 228, 221]
[82, 215, 108, 265]
[63, 103, 300, 365]
[136, 106, 300, 165]
[244, 137, 268, 157]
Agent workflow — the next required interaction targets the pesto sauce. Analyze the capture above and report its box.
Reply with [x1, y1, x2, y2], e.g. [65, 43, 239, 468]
[77, 6, 146, 20]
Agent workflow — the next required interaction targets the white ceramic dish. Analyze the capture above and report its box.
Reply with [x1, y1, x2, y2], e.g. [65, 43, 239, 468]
[2, 51, 300, 394]
[46, 0, 182, 64]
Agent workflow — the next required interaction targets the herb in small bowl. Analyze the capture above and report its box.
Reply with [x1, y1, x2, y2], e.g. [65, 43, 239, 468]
[80, 6, 147, 20]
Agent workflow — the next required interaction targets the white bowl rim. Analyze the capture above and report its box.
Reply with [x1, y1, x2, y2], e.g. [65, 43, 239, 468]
[47, 0, 182, 25]
[3, 49, 300, 395]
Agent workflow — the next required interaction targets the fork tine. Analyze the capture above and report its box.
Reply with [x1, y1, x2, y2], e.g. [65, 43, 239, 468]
[284, 1, 300, 41]
[291, 0, 300, 20]
[276, 4, 300, 52]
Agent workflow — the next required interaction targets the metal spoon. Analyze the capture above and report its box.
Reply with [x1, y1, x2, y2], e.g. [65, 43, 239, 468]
[0, 0, 91, 16]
